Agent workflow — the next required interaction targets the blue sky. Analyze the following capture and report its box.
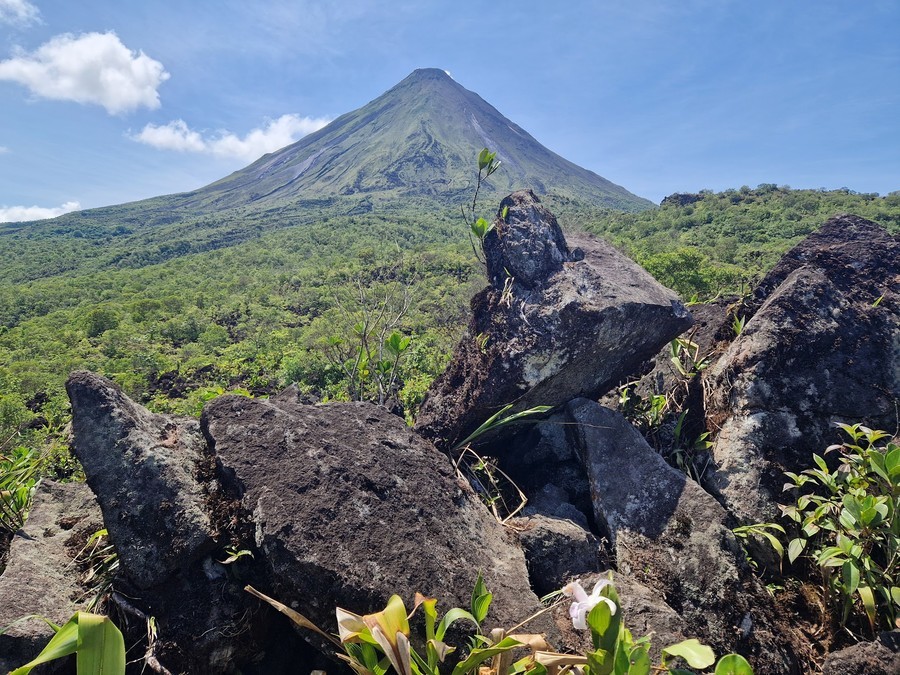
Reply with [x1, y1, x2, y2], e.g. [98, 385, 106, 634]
[0, 1, 898, 222]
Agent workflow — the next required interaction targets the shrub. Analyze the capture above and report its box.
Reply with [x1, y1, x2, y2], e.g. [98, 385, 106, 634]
[780, 424, 900, 633]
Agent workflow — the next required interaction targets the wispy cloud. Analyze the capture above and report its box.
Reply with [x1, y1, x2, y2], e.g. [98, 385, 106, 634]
[132, 114, 331, 162]
[0, 145, 9, 154]
[0, 0, 39, 26]
[0, 32, 169, 114]
[0, 200, 80, 223]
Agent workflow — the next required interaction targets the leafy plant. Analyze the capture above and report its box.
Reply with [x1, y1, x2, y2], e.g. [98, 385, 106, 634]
[0, 446, 45, 532]
[6, 611, 125, 675]
[669, 337, 710, 378]
[779, 423, 900, 632]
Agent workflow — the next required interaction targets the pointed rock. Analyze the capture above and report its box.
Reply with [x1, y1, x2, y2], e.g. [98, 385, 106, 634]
[66, 371, 216, 589]
[704, 214, 900, 523]
[416, 190, 692, 450]
[566, 400, 798, 674]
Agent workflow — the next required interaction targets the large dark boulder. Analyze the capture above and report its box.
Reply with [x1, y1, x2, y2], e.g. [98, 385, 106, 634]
[704, 214, 900, 523]
[202, 392, 555, 642]
[416, 190, 692, 451]
[566, 399, 799, 674]
[66, 371, 216, 589]
[0, 481, 103, 673]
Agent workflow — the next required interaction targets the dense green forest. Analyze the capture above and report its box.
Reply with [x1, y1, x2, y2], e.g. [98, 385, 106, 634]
[1, 185, 899, 483]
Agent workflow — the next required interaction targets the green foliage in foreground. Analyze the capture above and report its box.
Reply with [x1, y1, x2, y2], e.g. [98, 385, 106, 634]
[248, 575, 753, 675]
[6, 611, 125, 675]
[779, 424, 900, 633]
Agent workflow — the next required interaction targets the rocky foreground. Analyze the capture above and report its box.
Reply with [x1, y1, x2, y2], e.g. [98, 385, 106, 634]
[1, 193, 898, 674]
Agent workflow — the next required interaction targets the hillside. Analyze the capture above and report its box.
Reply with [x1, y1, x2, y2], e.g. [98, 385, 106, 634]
[0, 68, 650, 285]
[583, 185, 900, 297]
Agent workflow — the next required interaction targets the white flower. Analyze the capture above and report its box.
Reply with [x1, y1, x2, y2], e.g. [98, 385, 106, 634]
[561, 579, 617, 630]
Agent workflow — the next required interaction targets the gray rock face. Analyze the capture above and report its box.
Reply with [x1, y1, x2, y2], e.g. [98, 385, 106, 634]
[416, 190, 693, 451]
[66, 370, 216, 589]
[821, 632, 900, 675]
[704, 214, 900, 523]
[202, 394, 554, 639]
[0, 481, 103, 672]
[510, 514, 602, 596]
[566, 399, 797, 674]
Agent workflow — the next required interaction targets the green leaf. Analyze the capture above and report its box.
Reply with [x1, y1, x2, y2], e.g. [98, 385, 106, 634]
[470, 572, 491, 624]
[586, 600, 612, 649]
[9, 617, 79, 675]
[857, 586, 877, 631]
[9, 612, 124, 675]
[890, 586, 900, 607]
[714, 653, 754, 675]
[451, 636, 522, 675]
[841, 560, 860, 595]
[586, 648, 614, 675]
[627, 646, 651, 675]
[788, 537, 806, 564]
[75, 612, 126, 675]
[434, 608, 477, 641]
[662, 639, 716, 669]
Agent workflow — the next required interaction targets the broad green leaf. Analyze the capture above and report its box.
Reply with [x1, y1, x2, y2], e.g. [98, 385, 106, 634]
[586, 648, 613, 675]
[75, 612, 125, 675]
[662, 639, 716, 669]
[586, 600, 612, 649]
[627, 646, 651, 675]
[890, 586, 900, 607]
[788, 538, 806, 564]
[9, 617, 79, 675]
[714, 653, 754, 674]
[470, 572, 491, 624]
[841, 560, 860, 595]
[434, 607, 477, 641]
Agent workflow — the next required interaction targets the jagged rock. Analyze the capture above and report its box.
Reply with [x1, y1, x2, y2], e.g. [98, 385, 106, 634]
[0, 480, 103, 673]
[510, 514, 602, 596]
[416, 190, 693, 451]
[202, 394, 556, 643]
[66, 371, 216, 589]
[821, 632, 900, 675]
[704, 214, 900, 523]
[524, 483, 591, 531]
[499, 413, 594, 528]
[566, 399, 798, 674]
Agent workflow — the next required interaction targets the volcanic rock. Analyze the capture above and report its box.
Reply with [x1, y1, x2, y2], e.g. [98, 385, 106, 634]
[0, 481, 103, 673]
[416, 190, 693, 451]
[566, 399, 797, 674]
[704, 214, 900, 523]
[202, 394, 555, 641]
[66, 370, 216, 589]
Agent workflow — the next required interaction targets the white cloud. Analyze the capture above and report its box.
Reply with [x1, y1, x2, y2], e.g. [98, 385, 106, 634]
[0, 32, 169, 114]
[0, 145, 9, 154]
[132, 114, 331, 162]
[0, 200, 80, 223]
[0, 0, 39, 25]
